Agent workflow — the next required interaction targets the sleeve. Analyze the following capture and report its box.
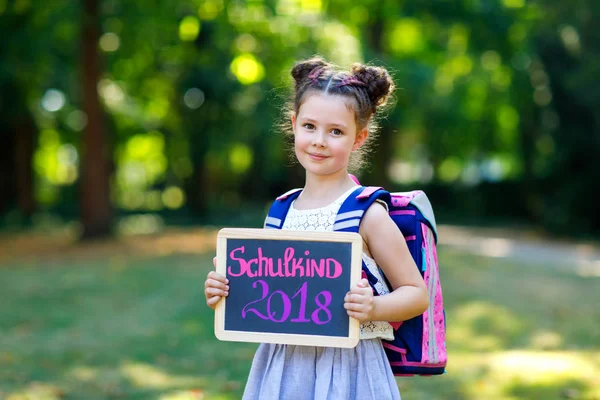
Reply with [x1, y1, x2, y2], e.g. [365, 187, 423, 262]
[375, 199, 389, 212]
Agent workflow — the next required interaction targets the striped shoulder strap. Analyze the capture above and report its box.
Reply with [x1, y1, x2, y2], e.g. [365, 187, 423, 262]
[264, 188, 302, 229]
[334, 186, 391, 233]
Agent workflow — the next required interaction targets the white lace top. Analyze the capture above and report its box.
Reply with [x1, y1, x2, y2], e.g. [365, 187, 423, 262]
[281, 187, 394, 341]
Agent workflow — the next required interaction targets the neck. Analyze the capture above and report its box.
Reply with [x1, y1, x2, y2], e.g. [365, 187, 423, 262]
[300, 170, 358, 205]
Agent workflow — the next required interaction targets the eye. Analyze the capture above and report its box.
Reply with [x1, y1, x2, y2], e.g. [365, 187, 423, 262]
[303, 123, 315, 130]
[331, 129, 343, 136]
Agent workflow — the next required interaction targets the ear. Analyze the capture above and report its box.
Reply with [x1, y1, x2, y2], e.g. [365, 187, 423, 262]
[291, 114, 297, 135]
[353, 128, 369, 151]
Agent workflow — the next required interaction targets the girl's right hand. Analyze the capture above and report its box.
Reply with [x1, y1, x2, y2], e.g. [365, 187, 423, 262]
[204, 257, 229, 310]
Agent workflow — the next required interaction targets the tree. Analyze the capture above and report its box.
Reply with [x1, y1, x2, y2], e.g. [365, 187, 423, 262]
[80, 0, 112, 238]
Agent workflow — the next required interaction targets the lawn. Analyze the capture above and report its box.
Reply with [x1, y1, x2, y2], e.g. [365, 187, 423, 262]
[0, 229, 598, 400]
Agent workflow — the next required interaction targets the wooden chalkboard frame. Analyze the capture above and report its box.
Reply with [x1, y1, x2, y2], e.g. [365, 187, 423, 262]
[215, 228, 363, 348]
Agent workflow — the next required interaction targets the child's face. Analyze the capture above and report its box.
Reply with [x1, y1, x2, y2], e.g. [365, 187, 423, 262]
[292, 93, 367, 178]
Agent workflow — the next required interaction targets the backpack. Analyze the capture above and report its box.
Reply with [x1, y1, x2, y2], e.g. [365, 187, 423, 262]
[265, 180, 447, 376]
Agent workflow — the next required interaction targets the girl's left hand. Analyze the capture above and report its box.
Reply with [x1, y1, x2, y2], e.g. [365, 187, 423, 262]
[344, 278, 375, 322]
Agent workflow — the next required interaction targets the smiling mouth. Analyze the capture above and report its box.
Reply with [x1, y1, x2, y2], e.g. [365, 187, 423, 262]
[308, 153, 328, 160]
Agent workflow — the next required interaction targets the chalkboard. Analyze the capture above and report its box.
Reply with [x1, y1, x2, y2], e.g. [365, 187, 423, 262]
[214, 228, 363, 348]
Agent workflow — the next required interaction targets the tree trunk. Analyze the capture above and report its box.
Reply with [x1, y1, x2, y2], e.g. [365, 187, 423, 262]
[80, 0, 112, 238]
[14, 111, 36, 217]
[362, 1, 393, 188]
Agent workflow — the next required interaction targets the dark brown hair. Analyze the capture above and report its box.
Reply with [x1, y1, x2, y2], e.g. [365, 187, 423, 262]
[284, 56, 395, 172]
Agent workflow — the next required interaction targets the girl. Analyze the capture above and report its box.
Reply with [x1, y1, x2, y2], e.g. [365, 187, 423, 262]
[204, 56, 429, 399]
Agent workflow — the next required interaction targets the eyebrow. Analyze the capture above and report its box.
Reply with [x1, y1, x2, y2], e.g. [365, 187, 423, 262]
[300, 117, 348, 129]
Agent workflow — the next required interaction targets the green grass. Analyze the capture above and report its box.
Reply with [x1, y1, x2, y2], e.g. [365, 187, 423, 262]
[0, 234, 598, 400]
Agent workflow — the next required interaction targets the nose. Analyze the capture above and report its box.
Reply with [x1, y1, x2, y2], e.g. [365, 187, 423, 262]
[312, 130, 326, 147]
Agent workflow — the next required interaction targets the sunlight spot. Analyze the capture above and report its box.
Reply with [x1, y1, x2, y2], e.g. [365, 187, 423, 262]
[66, 110, 88, 131]
[531, 330, 564, 350]
[496, 105, 519, 131]
[198, 0, 223, 20]
[447, 350, 600, 399]
[502, 0, 525, 8]
[560, 25, 581, 55]
[577, 260, 600, 277]
[300, 0, 322, 13]
[118, 215, 164, 236]
[230, 54, 265, 85]
[70, 365, 98, 381]
[121, 361, 201, 388]
[120, 190, 145, 210]
[389, 19, 424, 54]
[99, 32, 120, 52]
[461, 162, 481, 186]
[98, 79, 125, 107]
[229, 143, 253, 174]
[438, 157, 462, 183]
[160, 390, 204, 400]
[491, 351, 591, 382]
[5, 382, 64, 400]
[479, 238, 513, 257]
[481, 50, 501, 70]
[179, 16, 201, 41]
[184, 88, 205, 109]
[317, 22, 362, 66]
[448, 301, 521, 351]
[235, 33, 258, 53]
[147, 97, 170, 120]
[41, 89, 66, 112]
[276, 0, 299, 16]
[450, 55, 472, 76]
[162, 187, 186, 209]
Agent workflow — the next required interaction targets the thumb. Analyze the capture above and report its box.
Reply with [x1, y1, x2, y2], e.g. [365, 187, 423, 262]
[213, 256, 217, 269]
[358, 278, 369, 287]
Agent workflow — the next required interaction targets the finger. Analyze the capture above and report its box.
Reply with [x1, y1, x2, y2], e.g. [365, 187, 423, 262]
[346, 292, 370, 302]
[349, 285, 371, 295]
[207, 271, 228, 284]
[205, 285, 229, 296]
[213, 256, 217, 269]
[346, 310, 367, 321]
[207, 295, 224, 308]
[344, 302, 365, 312]
[205, 279, 229, 292]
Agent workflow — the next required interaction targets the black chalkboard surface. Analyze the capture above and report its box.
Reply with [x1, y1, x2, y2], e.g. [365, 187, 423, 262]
[214, 228, 363, 348]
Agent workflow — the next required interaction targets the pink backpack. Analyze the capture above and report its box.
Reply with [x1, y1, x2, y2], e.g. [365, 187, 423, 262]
[266, 177, 447, 376]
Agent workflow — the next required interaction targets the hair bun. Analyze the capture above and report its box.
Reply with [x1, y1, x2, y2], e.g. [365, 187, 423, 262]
[351, 64, 395, 108]
[291, 57, 331, 86]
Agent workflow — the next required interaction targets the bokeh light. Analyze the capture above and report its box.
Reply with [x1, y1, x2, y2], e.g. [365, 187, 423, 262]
[230, 54, 265, 85]
[183, 88, 205, 109]
[179, 16, 201, 41]
[99, 32, 120, 52]
[41, 89, 65, 112]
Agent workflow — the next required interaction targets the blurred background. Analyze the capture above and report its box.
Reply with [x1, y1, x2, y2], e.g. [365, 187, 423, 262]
[0, 0, 599, 399]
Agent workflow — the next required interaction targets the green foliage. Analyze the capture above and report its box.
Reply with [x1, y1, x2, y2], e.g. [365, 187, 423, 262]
[0, 0, 598, 234]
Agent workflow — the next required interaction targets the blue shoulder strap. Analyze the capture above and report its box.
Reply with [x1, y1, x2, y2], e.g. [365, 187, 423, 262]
[264, 188, 302, 229]
[334, 186, 391, 233]
[335, 186, 391, 291]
